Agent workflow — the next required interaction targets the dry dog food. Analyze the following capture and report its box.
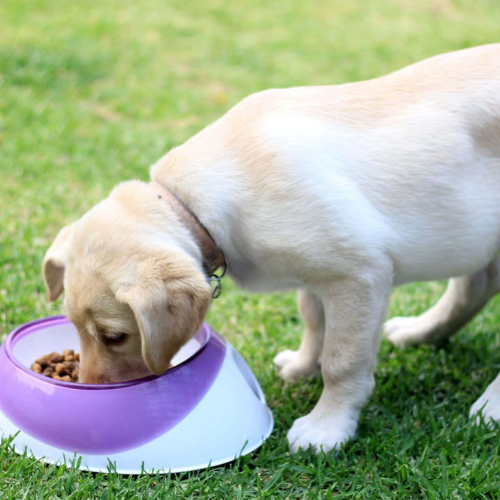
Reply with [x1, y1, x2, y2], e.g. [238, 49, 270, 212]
[31, 350, 80, 382]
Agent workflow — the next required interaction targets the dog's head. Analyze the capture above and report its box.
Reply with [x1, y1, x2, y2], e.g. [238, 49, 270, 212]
[42, 181, 212, 383]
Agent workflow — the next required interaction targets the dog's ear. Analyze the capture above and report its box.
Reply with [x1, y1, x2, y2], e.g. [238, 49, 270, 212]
[116, 263, 212, 375]
[42, 223, 76, 302]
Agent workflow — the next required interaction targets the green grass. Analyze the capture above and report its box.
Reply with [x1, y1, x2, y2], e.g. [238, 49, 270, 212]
[1, 0, 500, 497]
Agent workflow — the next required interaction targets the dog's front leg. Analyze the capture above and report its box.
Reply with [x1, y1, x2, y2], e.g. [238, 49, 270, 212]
[287, 267, 392, 453]
[274, 289, 324, 382]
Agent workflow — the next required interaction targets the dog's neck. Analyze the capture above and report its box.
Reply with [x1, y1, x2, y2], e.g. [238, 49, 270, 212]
[149, 181, 226, 278]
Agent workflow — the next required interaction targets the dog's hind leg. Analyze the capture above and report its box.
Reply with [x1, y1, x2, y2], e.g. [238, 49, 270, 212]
[274, 289, 324, 382]
[385, 255, 500, 348]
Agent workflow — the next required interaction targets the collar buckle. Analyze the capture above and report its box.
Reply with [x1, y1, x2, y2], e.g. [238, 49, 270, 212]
[207, 263, 227, 299]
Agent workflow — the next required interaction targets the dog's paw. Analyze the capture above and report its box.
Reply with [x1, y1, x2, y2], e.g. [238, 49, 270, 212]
[273, 349, 298, 368]
[384, 316, 432, 348]
[470, 380, 500, 426]
[287, 411, 357, 454]
[273, 350, 319, 383]
[280, 360, 320, 383]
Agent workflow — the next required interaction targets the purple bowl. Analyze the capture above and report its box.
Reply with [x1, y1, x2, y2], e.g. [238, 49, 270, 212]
[0, 316, 226, 454]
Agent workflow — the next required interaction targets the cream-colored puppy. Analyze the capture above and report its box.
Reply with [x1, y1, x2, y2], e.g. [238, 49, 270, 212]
[43, 44, 500, 453]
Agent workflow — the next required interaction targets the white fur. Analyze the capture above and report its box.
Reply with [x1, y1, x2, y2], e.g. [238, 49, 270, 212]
[150, 45, 500, 452]
[46, 44, 500, 453]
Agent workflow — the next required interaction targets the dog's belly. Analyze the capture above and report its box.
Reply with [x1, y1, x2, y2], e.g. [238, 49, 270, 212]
[390, 200, 500, 285]
[393, 243, 500, 285]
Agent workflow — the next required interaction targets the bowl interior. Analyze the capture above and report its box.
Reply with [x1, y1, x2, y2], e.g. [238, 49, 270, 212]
[12, 320, 80, 368]
[11, 317, 205, 379]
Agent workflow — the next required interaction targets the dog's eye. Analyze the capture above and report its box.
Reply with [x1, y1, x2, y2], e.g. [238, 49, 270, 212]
[102, 333, 127, 345]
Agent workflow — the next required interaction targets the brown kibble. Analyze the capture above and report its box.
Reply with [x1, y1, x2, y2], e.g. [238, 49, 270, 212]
[34, 357, 50, 369]
[46, 352, 64, 364]
[64, 362, 78, 372]
[55, 363, 65, 374]
[32, 351, 81, 382]
[31, 363, 42, 374]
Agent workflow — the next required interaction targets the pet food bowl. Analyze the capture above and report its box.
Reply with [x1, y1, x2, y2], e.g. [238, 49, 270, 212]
[0, 316, 273, 473]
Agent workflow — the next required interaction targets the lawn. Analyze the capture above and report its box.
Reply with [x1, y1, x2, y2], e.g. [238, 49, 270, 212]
[1, 0, 500, 497]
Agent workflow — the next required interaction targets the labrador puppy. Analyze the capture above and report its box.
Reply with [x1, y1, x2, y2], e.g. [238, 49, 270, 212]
[43, 44, 500, 453]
